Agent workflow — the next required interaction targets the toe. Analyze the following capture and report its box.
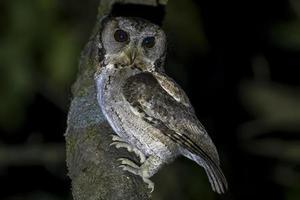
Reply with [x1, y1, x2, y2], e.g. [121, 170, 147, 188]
[111, 135, 124, 142]
[117, 158, 139, 168]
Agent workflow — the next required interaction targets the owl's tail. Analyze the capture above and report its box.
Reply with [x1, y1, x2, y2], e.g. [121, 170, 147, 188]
[181, 149, 228, 194]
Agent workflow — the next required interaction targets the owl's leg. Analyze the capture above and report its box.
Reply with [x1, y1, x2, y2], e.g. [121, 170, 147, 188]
[110, 135, 146, 163]
[118, 155, 164, 192]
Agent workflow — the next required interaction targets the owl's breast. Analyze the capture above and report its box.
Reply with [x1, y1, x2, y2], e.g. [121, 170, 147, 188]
[95, 65, 174, 157]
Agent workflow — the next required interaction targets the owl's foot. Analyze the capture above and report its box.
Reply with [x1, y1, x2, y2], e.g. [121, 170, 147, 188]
[110, 135, 146, 163]
[118, 158, 154, 192]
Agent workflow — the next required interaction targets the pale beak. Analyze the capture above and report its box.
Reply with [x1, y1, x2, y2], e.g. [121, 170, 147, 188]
[124, 46, 137, 65]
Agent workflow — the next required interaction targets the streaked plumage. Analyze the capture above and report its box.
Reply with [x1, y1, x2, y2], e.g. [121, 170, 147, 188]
[95, 16, 227, 193]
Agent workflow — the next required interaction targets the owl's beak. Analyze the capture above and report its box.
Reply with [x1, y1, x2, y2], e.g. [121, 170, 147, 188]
[124, 46, 137, 65]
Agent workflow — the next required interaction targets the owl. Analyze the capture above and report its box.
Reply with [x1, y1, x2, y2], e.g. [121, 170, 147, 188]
[95, 16, 228, 194]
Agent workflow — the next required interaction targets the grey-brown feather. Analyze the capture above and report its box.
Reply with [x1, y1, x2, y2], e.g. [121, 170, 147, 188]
[95, 16, 227, 194]
[122, 72, 228, 193]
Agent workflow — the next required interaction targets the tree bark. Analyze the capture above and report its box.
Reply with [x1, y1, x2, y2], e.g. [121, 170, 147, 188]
[65, 0, 167, 199]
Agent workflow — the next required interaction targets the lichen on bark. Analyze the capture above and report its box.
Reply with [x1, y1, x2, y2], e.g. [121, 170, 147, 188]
[65, 0, 167, 199]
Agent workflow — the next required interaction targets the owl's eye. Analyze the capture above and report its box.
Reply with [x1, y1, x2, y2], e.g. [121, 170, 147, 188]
[142, 37, 155, 48]
[114, 29, 129, 42]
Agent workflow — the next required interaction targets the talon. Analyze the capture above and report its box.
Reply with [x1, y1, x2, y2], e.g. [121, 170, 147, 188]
[110, 141, 146, 164]
[110, 141, 121, 148]
[142, 177, 155, 193]
[109, 142, 116, 146]
[118, 164, 139, 175]
[110, 141, 128, 149]
[117, 158, 139, 169]
[133, 149, 146, 163]
[118, 165, 125, 170]
[111, 135, 124, 142]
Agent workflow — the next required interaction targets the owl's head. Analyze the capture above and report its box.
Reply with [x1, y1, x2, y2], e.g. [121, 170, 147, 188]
[99, 17, 166, 72]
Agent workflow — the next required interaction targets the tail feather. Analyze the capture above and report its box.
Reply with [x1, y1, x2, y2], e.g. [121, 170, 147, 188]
[182, 150, 228, 194]
[203, 161, 228, 194]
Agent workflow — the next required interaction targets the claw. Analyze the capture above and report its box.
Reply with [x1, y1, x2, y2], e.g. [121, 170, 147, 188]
[111, 135, 124, 142]
[110, 136, 155, 192]
[110, 141, 130, 149]
[117, 158, 155, 192]
[143, 177, 155, 193]
[118, 161, 154, 192]
[119, 164, 139, 176]
[110, 140, 146, 164]
[117, 158, 139, 169]
[132, 148, 146, 163]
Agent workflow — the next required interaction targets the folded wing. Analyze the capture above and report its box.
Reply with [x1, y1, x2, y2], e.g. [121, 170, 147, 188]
[122, 72, 228, 193]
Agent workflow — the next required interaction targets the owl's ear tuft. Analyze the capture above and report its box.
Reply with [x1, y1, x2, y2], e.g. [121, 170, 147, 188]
[110, 4, 165, 26]
[99, 15, 114, 28]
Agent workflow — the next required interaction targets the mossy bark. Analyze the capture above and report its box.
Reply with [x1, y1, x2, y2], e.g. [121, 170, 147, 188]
[65, 0, 167, 199]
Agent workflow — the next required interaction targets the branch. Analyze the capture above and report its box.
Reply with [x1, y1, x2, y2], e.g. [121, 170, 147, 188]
[65, 1, 167, 199]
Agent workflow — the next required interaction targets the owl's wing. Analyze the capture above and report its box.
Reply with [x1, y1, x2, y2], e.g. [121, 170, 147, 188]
[122, 72, 228, 194]
[152, 72, 192, 108]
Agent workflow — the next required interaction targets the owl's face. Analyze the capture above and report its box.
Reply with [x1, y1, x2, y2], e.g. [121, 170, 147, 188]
[100, 17, 166, 71]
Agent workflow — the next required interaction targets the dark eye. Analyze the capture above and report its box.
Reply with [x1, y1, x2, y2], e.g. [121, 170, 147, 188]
[114, 29, 129, 42]
[142, 37, 155, 48]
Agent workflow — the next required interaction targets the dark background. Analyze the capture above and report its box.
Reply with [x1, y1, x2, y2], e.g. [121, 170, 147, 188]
[1, 0, 300, 199]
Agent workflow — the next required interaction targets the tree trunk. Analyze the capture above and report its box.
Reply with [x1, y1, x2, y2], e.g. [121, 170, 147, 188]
[65, 0, 167, 199]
